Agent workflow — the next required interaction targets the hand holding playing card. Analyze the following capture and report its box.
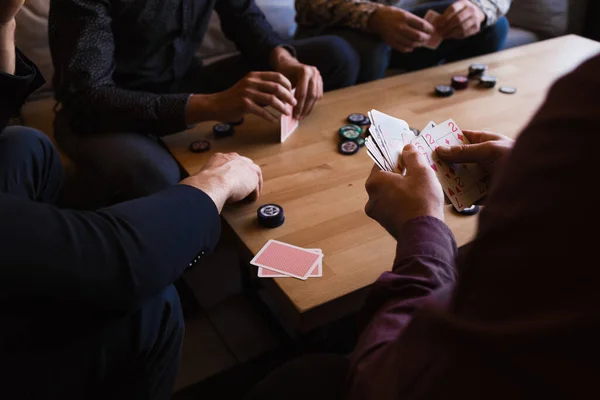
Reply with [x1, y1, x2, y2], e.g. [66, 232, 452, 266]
[437, 0, 486, 39]
[365, 145, 445, 239]
[436, 130, 514, 177]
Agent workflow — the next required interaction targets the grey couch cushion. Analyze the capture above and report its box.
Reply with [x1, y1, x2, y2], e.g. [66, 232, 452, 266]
[503, 26, 541, 49]
[506, 0, 569, 38]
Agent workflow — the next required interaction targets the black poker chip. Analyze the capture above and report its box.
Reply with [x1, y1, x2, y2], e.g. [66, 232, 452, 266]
[499, 86, 517, 94]
[347, 113, 370, 126]
[451, 75, 469, 90]
[257, 204, 285, 228]
[435, 85, 455, 97]
[458, 205, 480, 216]
[338, 140, 360, 155]
[479, 75, 497, 89]
[189, 139, 211, 153]
[468, 63, 487, 79]
[213, 123, 235, 138]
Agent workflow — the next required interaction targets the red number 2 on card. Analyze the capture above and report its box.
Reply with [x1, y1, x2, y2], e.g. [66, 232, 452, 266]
[425, 134, 435, 145]
[448, 122, 458, 132]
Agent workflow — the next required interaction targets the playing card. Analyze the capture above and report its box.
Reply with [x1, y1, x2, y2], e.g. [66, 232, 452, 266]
[258, 248, 323, 278]
[251, 240, 322, 280]
[424, 10, 443, 50]
[265, 89, 299, 143]
[410, 119, 490, 211]
[368, 110, 412, 171]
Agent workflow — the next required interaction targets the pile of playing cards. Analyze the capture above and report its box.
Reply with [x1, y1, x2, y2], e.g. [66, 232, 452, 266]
[365, 110, 490, 212]
[252, 240, 323, 280]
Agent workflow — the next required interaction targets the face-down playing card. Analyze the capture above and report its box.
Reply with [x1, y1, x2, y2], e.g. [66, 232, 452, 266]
[251, 240, 323, 280]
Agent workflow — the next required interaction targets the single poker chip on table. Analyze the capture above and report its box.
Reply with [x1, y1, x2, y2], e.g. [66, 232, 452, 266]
[339, 128, 362, 141]
[338, 140, 360, 156]
[468, 63, 487, 79]
[257, 204, 285, 228]
[451, 75, 469, 90]
[478, 75, 497, 89]
[499, 86, 517, 94]
[347, 113, 370, 126]
[213, 123, 235, 138]
[435, 85, 455, 97]
[458, 205, 480, 216]
[188, 139, 211, 153]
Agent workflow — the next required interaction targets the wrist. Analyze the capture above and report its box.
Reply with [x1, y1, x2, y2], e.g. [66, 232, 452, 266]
[185, 93, 220, 125]
[181, 173, 229, 213]
[367, 6, 389, 35]
[0, 19, 16, 50]
[270, 46, 298, 72]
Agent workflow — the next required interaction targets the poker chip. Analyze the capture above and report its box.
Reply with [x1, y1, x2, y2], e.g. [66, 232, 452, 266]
[451, 75, 469, 90]
[338, 140, 360, 156]
[354, 137, 366, 147]
[257, 204, 285, 228]
[499, 86, 517, 95]
[435, 85, 455, 97]
[458, 205, 480, 216]
[339, 124, 363, 136]
[188, 139, 211, 153]
[468, 63, 487, 79]
[339, 128, 362, 141]
[213, 123, 235, 138]
[347, 113, 370, 126]
[478, 75, 497, 89]
[410, 127, 420, 136]
[227, 117, 245, 126]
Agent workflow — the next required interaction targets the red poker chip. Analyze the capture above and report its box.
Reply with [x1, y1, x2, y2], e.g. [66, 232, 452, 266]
[451, 75, 469, 90]
[189, 139, 211, 153]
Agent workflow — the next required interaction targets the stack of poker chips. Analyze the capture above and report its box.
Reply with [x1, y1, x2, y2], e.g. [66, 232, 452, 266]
[337, 113, 370, 155]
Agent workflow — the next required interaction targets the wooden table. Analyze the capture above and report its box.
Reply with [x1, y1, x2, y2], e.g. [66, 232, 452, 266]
[165, 35, 600, 333]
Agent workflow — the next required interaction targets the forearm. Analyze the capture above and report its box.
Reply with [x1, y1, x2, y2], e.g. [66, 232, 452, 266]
[350, 217, 457, 379]
[60, 86, 191, 136]
[0, 20, 16, 75]
[470, 0, 511, 26]
[296, 0, 383, 31]
[0, 185, 221, 311]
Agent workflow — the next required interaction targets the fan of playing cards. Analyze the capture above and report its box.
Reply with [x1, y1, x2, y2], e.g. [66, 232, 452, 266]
[365, 110, 491, 212]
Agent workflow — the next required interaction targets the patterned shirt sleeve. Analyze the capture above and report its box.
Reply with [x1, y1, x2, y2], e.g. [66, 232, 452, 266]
[470, 0, 512, 27]
[295, 0, 385, 32]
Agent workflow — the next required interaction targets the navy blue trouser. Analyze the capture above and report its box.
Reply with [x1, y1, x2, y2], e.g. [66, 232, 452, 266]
[0, 126, 184, 400]
[54, 36, 360, 208]
[296, 1, 509, 83]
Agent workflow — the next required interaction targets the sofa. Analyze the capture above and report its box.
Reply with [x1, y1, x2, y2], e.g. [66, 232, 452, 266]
[14, 0, 594, 146]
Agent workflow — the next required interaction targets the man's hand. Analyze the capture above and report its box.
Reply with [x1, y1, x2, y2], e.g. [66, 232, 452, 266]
[271, 46, 323, 120]
[365, 144, 445, 239]
[436, 130, 514, 177]
[0, 0, 24, 24]
[187, 71, 297, 125]
[438, 0, 486, 39]
[368, 6, 435, 53]
[181, 152, 263, 213]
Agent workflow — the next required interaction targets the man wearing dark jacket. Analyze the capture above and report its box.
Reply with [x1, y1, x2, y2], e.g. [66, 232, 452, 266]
[1, 2, 263, 399]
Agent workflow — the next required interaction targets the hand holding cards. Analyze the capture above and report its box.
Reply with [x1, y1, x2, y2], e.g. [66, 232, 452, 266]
[365, 110, 490, 211]
[423, 10, 443, 49]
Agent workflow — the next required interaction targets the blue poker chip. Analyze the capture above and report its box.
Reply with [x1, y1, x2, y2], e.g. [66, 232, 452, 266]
[458, 205, 480, 216]
[347, 113, 369, 126]
[257, 204, 285, 228]
[213, 123, 235, 138]
[338, 140, 360, 155]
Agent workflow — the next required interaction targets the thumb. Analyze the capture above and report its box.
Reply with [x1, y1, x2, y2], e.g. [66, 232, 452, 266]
[436, 143, 489, 164]
[402, 144, 429, 172]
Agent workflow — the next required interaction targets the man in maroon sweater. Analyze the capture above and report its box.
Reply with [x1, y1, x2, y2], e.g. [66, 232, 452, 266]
[250, 53, 600, 400]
